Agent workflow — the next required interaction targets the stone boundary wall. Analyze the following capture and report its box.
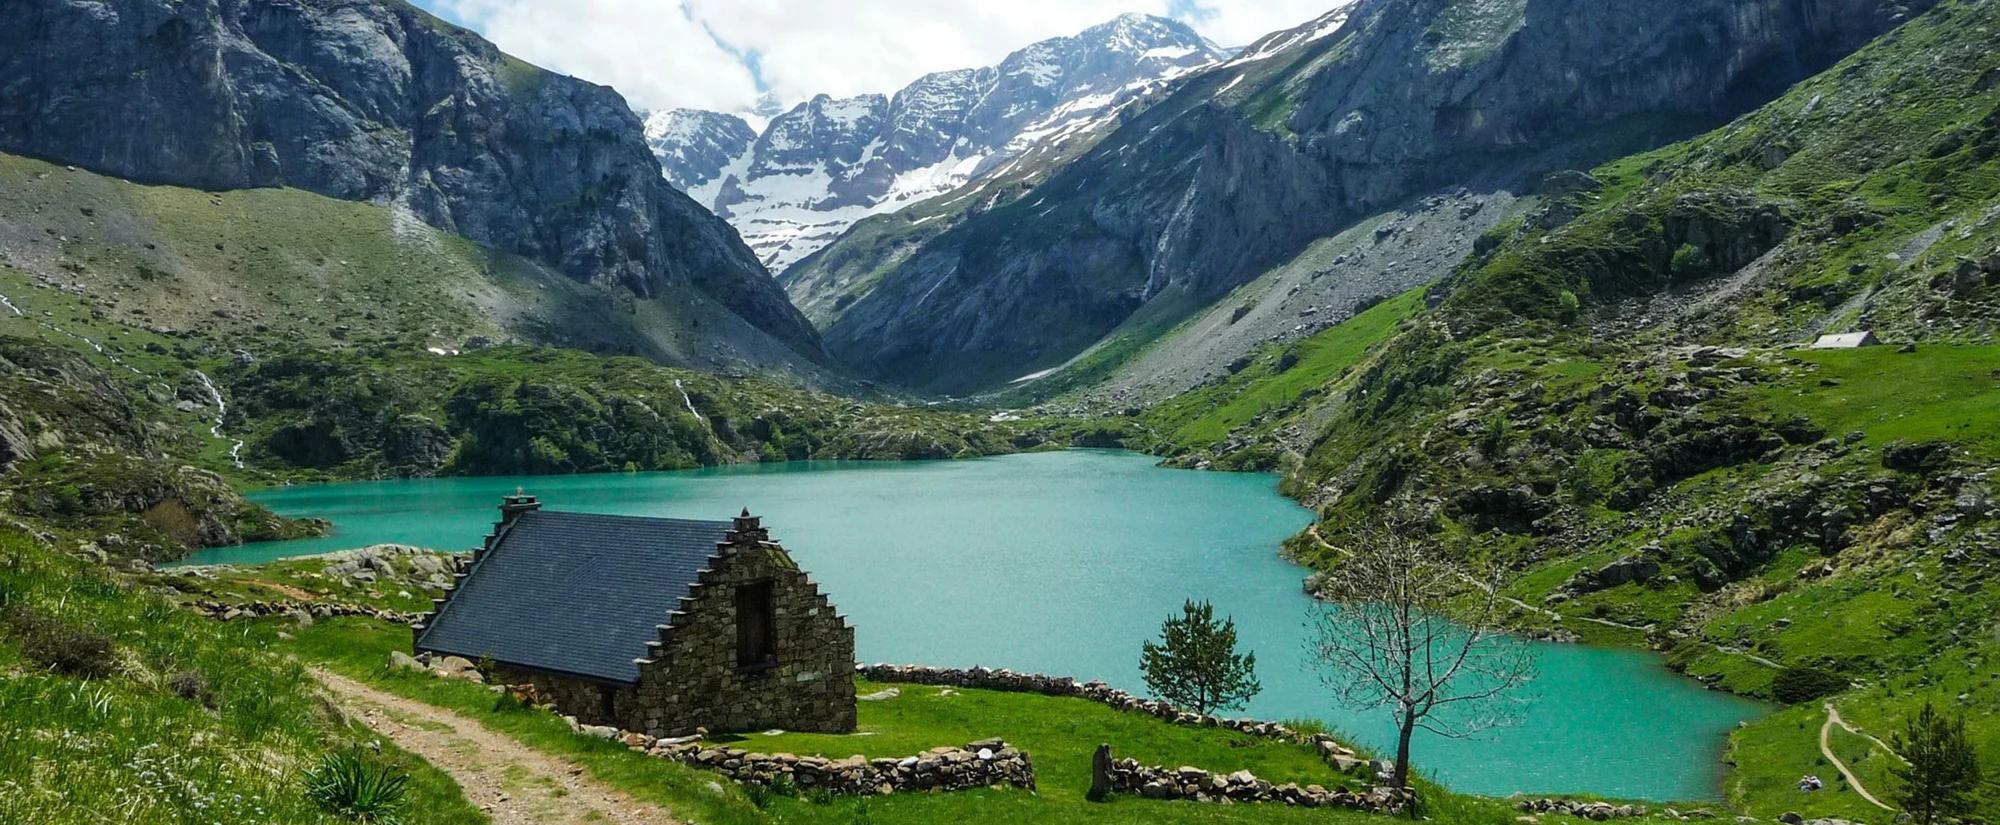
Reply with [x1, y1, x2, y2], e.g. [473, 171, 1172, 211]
[1102, 753, 1412, 813]
[1515, 798, 1653, 820]
[589, 724, 1035, 796]
[191, 598, 419, 624]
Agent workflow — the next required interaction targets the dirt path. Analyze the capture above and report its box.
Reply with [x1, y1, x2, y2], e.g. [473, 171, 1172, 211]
[1821, 702, 1896, 812]
[313, 669, 681, 825]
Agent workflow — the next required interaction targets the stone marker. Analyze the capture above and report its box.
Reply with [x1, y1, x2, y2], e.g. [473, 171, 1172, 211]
[1089, 743, 1113, 802]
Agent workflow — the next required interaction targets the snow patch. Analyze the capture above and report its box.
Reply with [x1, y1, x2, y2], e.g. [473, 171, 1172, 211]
[1010, 367, 1062, 384]
[1227, 7, 1352, 66]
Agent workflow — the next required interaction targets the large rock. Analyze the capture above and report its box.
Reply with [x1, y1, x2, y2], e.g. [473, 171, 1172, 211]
[0, 0, 822, 358]
[1882, 440, 1957, 474]
[1449, 485, 1554, 534]
[0, 399, 31, 474]
[1596, 555, 1662, 588]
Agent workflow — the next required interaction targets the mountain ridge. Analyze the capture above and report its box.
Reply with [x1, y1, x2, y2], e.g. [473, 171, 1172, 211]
[645, 13, 1226, 273]
[816, 0, 1935, 394]
[0, 0, 824, 362]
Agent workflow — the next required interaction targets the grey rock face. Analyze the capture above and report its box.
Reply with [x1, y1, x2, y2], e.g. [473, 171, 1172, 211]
[0, 0, 822, 358]
[823, 0, 1935, 393]
[650, 13, 1224, 272]
[644, 109, 758, 194]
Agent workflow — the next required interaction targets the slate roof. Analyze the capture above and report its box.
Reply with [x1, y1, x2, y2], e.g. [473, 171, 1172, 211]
[415, 510, 733, 685]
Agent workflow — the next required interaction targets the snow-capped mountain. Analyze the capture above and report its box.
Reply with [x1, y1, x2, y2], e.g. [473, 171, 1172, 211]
[643, 13, 1225, 273]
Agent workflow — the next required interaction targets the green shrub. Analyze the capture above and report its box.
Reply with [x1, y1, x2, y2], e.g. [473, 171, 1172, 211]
[1772, 666, 1850, 704]
[168, 669, 215, 708]
[747, 774, 801, 809]
[3, 606, 117, 679]
[1669, 243, 1710, 279]
[303, 750, 410, 824]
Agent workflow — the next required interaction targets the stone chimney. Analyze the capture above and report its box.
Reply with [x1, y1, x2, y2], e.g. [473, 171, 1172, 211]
[728, 507, 768, 544]
[499, 488, 541, 524]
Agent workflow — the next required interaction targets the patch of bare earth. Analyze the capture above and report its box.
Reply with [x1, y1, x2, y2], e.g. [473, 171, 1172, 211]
[314, 668, 681, 825]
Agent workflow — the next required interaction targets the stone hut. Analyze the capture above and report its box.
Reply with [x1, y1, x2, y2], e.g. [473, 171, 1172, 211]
[1810, 330, 1881, 349]
[413, 494, 857, 736]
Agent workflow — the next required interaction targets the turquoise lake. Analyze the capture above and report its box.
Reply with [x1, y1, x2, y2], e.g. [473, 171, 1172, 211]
[189, 450, 1765, 801]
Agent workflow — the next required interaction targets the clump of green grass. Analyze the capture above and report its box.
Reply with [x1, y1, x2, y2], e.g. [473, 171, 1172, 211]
[2, 604, 117, 679]
[305, 749, 412, 824]
[0, 526, 483, 825]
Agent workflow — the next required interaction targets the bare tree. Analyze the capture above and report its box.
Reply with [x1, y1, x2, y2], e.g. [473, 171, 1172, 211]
[1306, 527, 1537, 789]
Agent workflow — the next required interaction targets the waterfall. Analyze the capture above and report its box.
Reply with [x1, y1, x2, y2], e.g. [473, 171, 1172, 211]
[673, 379, 705, 422]
[193, 370, 246, 468]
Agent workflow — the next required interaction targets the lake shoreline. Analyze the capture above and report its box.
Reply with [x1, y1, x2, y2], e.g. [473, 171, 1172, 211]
[188, 450, 1766, 801]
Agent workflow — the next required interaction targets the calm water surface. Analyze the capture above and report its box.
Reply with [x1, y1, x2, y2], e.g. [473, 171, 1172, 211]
[190, 450, 1764, 800]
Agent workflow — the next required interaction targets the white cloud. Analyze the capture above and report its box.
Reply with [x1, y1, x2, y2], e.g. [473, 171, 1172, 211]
[425, 0, 1347, 115]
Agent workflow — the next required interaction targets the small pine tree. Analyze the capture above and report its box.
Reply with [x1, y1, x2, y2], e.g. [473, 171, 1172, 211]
[1140, 600, 1260, 716]
[1890, 700, 1984, 825]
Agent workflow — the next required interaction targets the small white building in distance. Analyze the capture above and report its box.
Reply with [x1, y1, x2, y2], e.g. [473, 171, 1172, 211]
[1810, 331, 1882, 349]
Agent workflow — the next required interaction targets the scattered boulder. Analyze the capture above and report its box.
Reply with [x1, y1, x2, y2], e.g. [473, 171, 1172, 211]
[1448, 485, 1554, 535]
[1598, 555, 1662, 588]
[1882, 440, 1957, 474]
[434, 655, 482, 682]
[1541, 170, 1603, 198]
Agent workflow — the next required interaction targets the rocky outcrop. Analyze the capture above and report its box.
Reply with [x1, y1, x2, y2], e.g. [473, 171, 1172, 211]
[1565, 554, 1663, 594]
[0, 0, 821, 358]
[823, 0, 1935, 392]
[0, 399, 31, 474]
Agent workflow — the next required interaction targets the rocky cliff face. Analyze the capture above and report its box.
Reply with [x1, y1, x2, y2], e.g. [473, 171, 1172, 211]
[0, 0, 823, 359]
[646, 109, 759, 201]
[821, 0, 1934, 393]
[646, 13, 1223, 272]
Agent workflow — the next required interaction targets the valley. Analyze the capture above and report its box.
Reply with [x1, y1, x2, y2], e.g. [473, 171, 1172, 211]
[3, 0, 1998, 824]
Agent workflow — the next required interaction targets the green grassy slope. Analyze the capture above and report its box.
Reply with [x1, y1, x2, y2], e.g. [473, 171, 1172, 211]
[0, 527, 482, 825]
[1136, 289, 1425, 463]
[0, 151, 828, 380]
[217, 344, 1106, 482]
[269, 612, 1569, 825]
[1122, 1, 2000, 819]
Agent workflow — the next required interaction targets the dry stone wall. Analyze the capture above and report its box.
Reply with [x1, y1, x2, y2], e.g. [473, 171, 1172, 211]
[581, 723, 1035, 796]
[1514, 798, 1654, 820]
[190, 598, 418, 624]
[1102, 753, 1412, 813]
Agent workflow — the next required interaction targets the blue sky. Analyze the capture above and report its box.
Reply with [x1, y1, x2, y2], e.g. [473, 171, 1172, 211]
[411, 0, 1342, 114]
